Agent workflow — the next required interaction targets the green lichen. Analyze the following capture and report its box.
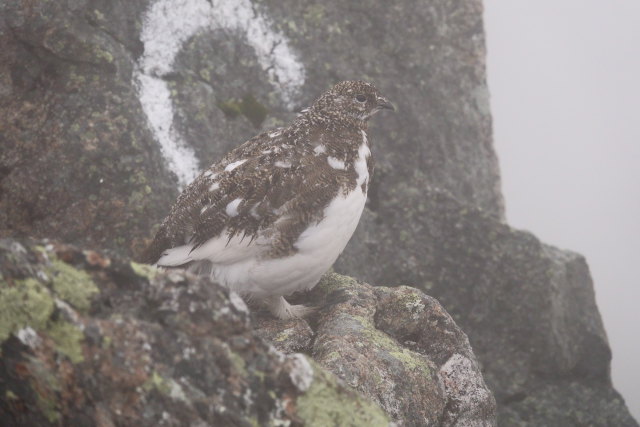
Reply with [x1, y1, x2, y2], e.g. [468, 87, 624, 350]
[316, 272, 359, 296]
[227, 349, 247, 376]
[28, 357, 62, 422]
[94, 47, 114, 64]
[143, 371, 171, 395]
[239, 95, 268, 128]
[303, 4, 326, 25]
[352, 315, 432, 378]
[199, 68, 211, 81]
[102, 334, 112, 349]
[48, 320, 85, 364]
[93, 9, 105, 22]
[0, 278, 55, 342]
[274, 327, 295, 342]
[50, 258, 98, 312]
[130, 261, 157, 280]
[297, 358, 389, 427]
[5, 390, 18, 400]
[217, 99, 242, 118]
[217, 95, 269, 128]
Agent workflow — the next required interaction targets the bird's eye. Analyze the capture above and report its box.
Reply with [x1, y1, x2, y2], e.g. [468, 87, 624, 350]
[355, 94, 367, 103]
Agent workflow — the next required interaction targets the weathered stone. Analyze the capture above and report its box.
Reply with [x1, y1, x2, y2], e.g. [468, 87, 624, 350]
[0, 239, 389, 426]
[256, 273, 496, 426]
[337, 185, 638, 426]
[253, 316, 314, 355]
[0, 0, 176, 256]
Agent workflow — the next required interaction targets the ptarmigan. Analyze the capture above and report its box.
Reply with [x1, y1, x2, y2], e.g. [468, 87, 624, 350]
[142, 81, 394, 319]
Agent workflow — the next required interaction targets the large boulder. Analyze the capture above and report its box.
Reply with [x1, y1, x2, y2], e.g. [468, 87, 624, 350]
[0, 239, 495, 426]
[255, 272, 496, 426]
[337, 185, 637, 426]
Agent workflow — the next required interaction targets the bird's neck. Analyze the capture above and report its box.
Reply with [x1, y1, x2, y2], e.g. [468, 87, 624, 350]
[301, 107, 369, 132]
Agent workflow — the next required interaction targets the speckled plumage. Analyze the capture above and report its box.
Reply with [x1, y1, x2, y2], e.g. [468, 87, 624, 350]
[142, 81, 393, 318]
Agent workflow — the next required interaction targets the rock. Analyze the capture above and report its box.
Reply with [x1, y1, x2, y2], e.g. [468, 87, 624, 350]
[0, 0, 177, 256]
[336, 186, 638, 426]
[256, 273, 497, 426]
[0, 239, 390, 426]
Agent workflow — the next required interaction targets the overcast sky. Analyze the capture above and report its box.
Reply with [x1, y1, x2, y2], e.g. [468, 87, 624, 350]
[484, 0, 640, 419]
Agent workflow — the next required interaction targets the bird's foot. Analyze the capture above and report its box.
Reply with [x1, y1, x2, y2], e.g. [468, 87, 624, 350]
[263, 296, 316, 320]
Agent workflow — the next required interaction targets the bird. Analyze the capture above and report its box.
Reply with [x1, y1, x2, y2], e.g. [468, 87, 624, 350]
[142, 80, 394, 319]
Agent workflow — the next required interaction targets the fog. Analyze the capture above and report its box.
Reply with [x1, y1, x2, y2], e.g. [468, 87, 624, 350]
[484, 0, 640, 419]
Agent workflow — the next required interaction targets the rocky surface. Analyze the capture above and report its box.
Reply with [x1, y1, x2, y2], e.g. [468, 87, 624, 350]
[0, 0, 636, 425]
[0, 239, 494, 426]
[256, 272, 496, 426]
[337, 185, 638, 426]
[0, 0, 177, 256]
[0, 239, 392, 426]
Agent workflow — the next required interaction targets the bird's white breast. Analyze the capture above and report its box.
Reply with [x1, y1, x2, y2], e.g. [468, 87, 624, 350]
[216, 136, 371, 298]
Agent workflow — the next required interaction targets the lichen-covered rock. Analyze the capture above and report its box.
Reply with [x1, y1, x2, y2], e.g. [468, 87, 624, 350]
[0, 0, 177, 256]
[0, 239, 389, 426]
[255, 273, 497, 426]
[337, 186, 638, 426]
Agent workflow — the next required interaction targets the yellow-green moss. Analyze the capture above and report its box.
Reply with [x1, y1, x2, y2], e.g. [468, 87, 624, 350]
[0, 278, 55, 342]
[274, 327, 295, 342]
[48, 320, 85, 364]
[316, 272, 359, 296]
[28, 357, 62, 423]
[217, 95, 269, 128]
[353, 315, 432, 378]
[303, 5, 326, 25]
[50, 259, 98, 312]
[227, 349, 247, 376]
[130, 261, 157, 280]
[143, 371, 171, 395]
[217, 99, 242, 118]
[297, 358, 389, 427]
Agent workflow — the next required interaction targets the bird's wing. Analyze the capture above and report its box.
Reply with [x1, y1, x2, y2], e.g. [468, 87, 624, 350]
[142, 128, 353, 265]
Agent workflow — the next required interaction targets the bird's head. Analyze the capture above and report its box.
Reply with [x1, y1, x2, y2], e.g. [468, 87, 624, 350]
[311, 80, 394, 122]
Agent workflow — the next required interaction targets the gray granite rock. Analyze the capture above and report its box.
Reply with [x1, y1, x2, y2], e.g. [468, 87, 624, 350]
[0, 239, 390, 426]
[337, 185, 637, 426]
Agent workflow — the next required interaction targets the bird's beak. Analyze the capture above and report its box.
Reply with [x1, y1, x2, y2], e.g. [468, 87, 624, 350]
[376, 96, 395, 111]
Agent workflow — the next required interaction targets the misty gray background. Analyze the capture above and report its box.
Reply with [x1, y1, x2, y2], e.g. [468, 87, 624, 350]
[484, 0, 640, 419]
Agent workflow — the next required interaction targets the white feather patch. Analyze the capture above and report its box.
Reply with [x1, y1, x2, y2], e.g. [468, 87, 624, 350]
[225, 198, 243, 217]
[225, 159, 247, 172]
[327, 156, 346, 170]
